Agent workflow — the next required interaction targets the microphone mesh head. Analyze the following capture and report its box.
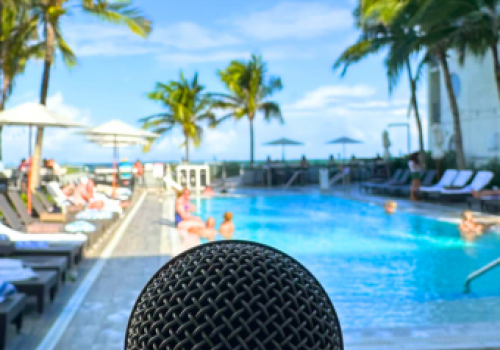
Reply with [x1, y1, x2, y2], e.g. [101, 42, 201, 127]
[125, 241, 343, 350]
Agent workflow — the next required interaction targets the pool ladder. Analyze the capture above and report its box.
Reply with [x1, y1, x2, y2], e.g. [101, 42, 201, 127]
[463, 257, 500, 293]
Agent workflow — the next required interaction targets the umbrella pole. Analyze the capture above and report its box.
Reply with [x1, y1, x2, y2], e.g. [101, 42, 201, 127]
[27, 125, 32, 214]
[112, 135, 117, 198]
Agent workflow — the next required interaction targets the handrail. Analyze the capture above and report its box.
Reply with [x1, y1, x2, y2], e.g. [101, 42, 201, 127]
[329, 167, 350, 186]
[464, 257, 500, 293]
[285, 170, 303, 188]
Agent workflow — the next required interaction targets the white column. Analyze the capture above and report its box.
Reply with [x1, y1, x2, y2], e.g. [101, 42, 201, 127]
[195, 168, 201, 193]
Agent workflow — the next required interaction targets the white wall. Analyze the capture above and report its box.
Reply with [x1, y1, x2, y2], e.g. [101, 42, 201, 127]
[428, 50, 500, 164]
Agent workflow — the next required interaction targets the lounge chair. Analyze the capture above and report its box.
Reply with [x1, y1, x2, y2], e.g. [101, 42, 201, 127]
[4, 256, 69, 284]
[0, 234, 82, 270]
[0, 193, 95, 247]
[6, 271, 58, 314]
[388, 170, 436, 197]
[419, 169, 458, 198]
[374, 170, 410, 194]
[0, 292, 26, 350]
[47, 181, 124, 215]
[360, 169, 402, 193]
[432, 171, 494, 202]
[35, 189, 57, 212]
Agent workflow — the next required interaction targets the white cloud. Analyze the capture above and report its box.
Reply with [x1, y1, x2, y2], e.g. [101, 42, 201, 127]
[158, 50, 251, 64]
[63, 21, 243, 57]
[150, 23, 241, 50]
[232, 2, 353, 40]
[285, 85, 377, 110]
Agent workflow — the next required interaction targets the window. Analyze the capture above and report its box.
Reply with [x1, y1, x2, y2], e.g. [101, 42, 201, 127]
[432, 102, 441, 124]
[451, 73, 461, 97]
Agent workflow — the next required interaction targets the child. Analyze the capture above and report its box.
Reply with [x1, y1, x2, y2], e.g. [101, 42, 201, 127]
[219, 212, 235, 239]
[384, 200, 397, 215]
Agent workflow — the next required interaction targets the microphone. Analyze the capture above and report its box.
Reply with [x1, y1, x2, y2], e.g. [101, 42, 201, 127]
[125, 241, 343, 350]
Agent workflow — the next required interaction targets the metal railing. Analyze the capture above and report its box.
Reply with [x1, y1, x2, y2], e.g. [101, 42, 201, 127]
[464, 257, 500, 293]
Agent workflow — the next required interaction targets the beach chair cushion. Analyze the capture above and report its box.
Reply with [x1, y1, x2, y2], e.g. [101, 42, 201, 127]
[65, 221, 96, 233]
[450, 170, 474, 187]
[441, 171, 494, 194]
[420, 169, 458, 192]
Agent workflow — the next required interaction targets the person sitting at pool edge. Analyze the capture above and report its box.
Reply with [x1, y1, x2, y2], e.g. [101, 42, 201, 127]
[459, 210, 495, 240]
[219, 212, 235, 239]
[384, 200, 397, 215]
[188, 217, 217, 241]
[175, 188, 203, 229]
[202, 186, 214, 196]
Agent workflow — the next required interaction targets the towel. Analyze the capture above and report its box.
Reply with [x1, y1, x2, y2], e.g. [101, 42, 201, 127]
[0, 267, 37, 282]
[0, 281, 17, 303]
[76, 209, 113, 220]
[65, 220, 96, 233]
[0, 259, 23, 269]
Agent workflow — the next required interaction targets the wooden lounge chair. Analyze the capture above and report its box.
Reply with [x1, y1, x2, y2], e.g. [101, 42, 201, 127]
[0, 293, 26, 350]
[4, 256, 69, 284]
[360, 169, 402, 193]
[0, 235, 83, 270]
[10, 270, 58, 314]
[2, 192, 101, 248]
[35, 189, 56, 212]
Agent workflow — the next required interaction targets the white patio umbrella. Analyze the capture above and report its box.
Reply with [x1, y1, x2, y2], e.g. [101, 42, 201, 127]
[0, 102, 85, 213]
[79, 120, 158, 196]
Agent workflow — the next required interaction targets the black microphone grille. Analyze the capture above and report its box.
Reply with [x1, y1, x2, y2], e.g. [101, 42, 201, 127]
[125, 241, 343, 350]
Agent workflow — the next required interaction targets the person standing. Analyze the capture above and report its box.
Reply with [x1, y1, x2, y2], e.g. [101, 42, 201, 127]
[408, 153, 421, 201]
[133, 159, 145, 188]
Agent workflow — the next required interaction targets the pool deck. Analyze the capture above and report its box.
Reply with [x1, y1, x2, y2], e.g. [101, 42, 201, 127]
[6, 189, 500, 350]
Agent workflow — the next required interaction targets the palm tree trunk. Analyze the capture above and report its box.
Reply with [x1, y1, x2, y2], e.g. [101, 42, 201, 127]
[437, 49, 466, 169]
[0, 76, 10, 162]
[405, 59, 426, 169]
[249, 117, 254, 167]
[32, 14, 55, 189]
[185, 135, 190, 163]
[491, 44, 500, 100]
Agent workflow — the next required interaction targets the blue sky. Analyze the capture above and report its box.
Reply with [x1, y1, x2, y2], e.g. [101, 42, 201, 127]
[3, 0, 428, 164]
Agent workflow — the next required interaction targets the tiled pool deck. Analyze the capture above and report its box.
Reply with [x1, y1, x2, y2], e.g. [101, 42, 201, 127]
[8, 188, 500, 350]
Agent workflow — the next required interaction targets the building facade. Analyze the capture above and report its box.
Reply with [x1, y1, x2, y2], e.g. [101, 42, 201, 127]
[428, 50, 500, 165]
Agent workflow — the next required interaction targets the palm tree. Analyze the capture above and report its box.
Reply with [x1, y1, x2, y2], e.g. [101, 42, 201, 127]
[213, 54, 283, 167]
[141, 72, 217, 162]
[333, 6, 427, 168]
[361, 0, 467, 169]
[29, 0, 152, 189]
[0, 2, 41, 160]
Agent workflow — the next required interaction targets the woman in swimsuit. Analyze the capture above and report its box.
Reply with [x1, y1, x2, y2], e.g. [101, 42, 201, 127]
[175, 188, 203, 229]
[408, 153, 421, 201]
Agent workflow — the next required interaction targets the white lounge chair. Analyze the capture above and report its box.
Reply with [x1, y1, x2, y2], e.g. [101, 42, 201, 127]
[419, 169, 458, 193]
[0, 223, 88, 244]
[437, 171, 494, 201]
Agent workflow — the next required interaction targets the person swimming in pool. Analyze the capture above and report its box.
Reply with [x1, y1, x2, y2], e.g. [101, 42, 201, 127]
[219, 212, 235, 239]
[384, 200, 397, 215]
[175, 188, 203, 228]
[188, 217, 217, 241]
[459, 210, 496, 240]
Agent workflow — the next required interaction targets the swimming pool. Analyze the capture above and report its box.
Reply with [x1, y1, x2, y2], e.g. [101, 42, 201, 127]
[197, 193, 500, 330]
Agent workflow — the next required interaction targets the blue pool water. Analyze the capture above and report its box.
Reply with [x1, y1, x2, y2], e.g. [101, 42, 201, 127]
[197, 193, 500, 330]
